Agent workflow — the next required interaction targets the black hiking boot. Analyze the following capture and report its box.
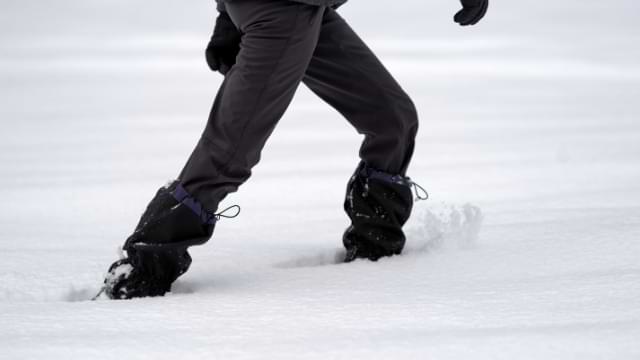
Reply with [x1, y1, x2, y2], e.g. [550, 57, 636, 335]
[342, 162, 427, 263]
[96, 181, 238, 300]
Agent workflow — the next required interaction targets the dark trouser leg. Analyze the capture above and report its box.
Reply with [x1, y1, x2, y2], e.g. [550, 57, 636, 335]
[301, 9, 419, 258]
[178, 1, 326, 210]
[302, 8, 419, 176]
[103, 1, 327, 299]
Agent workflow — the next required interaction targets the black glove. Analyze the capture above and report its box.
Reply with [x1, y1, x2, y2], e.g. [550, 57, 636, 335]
[454, 0, 488, 26]
[205, 11, 241, 75]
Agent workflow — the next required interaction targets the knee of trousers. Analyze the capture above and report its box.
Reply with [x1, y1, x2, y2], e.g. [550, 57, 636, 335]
[397, 93, 419, 140]
[378, 91, 419, 143]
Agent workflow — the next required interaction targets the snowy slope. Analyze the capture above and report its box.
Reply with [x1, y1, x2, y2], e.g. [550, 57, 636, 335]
[1, 0, 640, 359]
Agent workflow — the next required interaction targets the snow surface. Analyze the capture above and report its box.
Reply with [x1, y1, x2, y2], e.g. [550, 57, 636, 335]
[1, 0, 640, 359]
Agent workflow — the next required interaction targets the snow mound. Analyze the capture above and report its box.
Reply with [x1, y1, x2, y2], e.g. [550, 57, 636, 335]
[405, 202, 484, 253]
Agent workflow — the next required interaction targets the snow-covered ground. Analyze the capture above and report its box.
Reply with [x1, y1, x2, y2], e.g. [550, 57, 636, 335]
[1, 0, 640, 359]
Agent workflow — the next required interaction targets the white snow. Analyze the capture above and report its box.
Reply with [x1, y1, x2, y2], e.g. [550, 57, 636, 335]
[1, 0, 640, 359]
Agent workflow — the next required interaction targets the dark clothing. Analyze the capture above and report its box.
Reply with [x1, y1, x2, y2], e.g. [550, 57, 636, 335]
[102, 182, 214, 299]
[343, 162, 415, 261]
[180, 0, 418, 211]
[101, 0, 419, 300]
[216, 0, 348, 12]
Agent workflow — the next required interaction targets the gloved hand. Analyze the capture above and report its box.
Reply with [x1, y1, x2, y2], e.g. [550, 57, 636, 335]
[205, 11, 241, 75]
[454, 0, 488, 26]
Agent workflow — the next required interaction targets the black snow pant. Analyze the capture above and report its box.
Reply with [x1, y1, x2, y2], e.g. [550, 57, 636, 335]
[179, 0, 418, 212]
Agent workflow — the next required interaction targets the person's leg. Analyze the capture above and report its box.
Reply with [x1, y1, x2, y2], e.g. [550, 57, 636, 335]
[302, 8, 418, 176]
[100, 1, 327, 299]
[302, 8, 420, 260]
[179, 1, 326, 211]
